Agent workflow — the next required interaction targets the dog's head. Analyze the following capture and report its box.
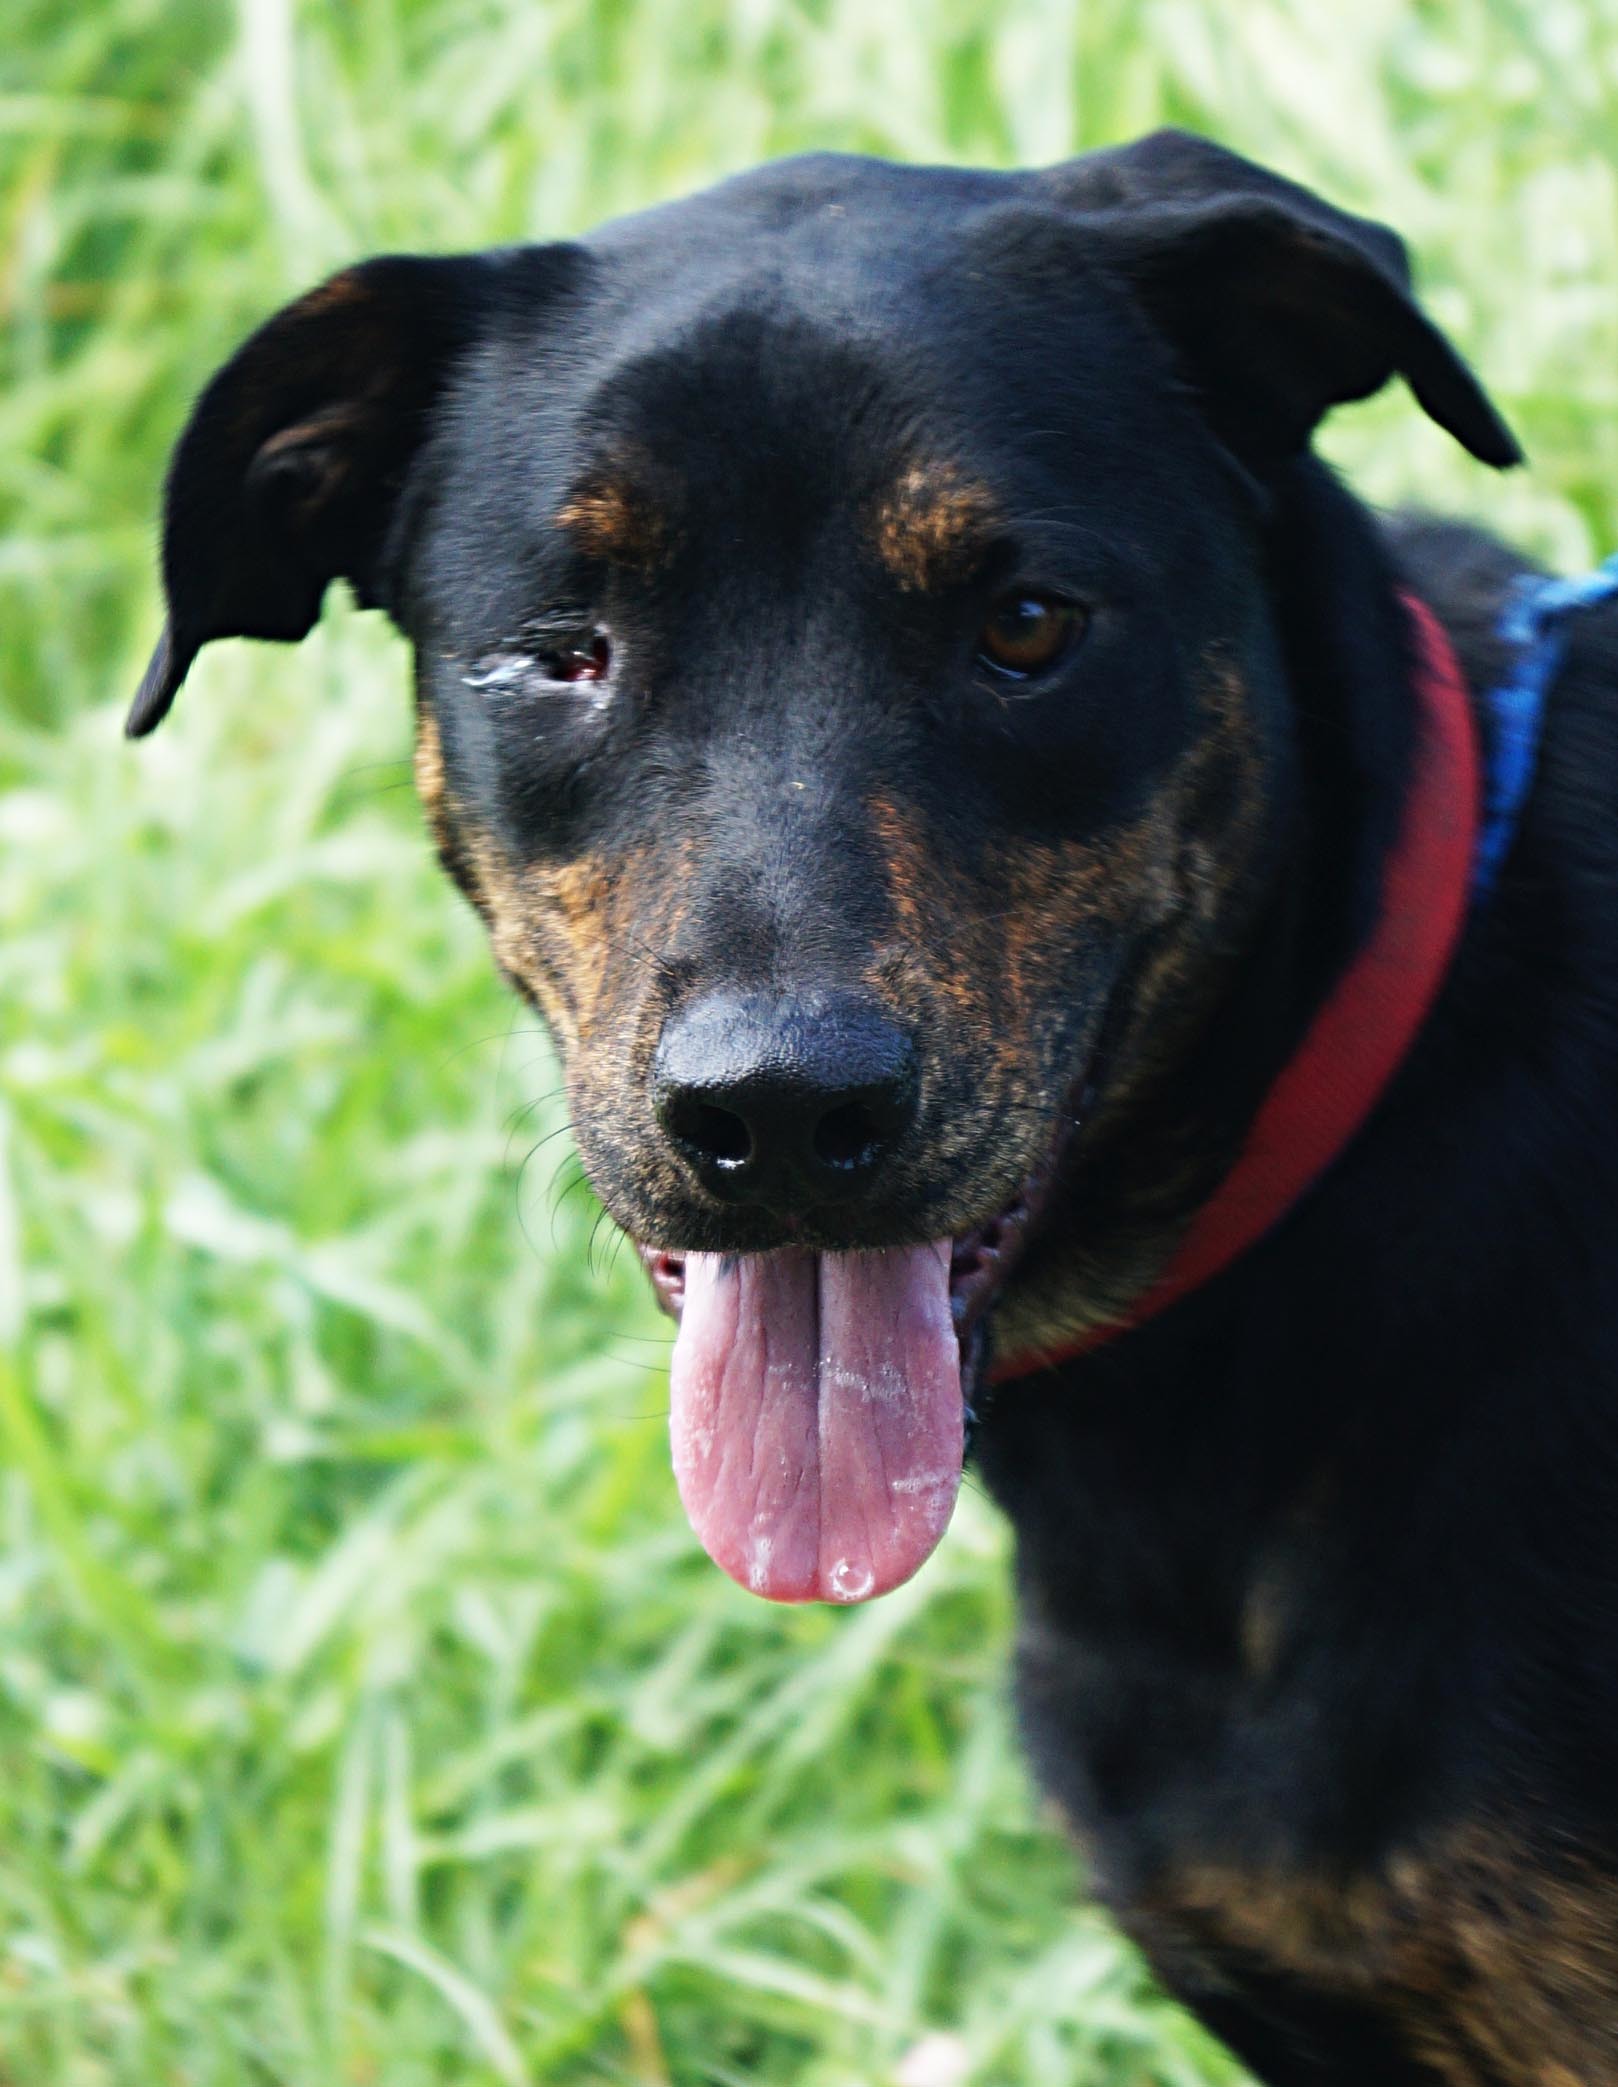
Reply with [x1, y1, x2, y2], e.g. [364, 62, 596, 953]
[132, 132, 1515, 1602]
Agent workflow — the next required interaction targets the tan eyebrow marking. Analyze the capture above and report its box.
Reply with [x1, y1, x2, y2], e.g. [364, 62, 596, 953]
[869, 461, 998, 592]
[555, 468, 673, 570]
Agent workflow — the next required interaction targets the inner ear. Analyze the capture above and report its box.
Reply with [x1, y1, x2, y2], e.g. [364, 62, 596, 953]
[246, 406, 369, 524]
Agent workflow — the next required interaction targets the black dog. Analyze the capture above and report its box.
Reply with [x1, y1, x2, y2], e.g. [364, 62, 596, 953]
[131, 131, 1618, 2083]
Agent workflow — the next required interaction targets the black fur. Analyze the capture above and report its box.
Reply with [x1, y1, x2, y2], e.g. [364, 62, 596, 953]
[133, 132, 1618, 2083]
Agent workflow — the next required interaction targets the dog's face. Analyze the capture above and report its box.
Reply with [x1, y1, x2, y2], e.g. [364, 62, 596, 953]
[132, 133, 1514, 1603]
[410, 174, 1273, 1255]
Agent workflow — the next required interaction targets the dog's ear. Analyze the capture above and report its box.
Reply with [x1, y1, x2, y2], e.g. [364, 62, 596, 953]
[127, 247, 569, 737]
[1048, 129, 1521, 472]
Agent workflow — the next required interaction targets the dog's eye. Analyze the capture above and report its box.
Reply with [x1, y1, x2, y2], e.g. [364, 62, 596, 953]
[466, 627, 613, 695]
[536, 631, 612, 684]
[976, 595, 1085, 678]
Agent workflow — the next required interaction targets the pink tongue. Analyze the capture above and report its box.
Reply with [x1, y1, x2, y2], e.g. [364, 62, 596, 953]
[669, 1244, 963, 1603]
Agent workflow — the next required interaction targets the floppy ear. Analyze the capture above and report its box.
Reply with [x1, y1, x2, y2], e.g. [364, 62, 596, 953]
[1047, 129, 1521, 472]
[127, 247, 562, 737]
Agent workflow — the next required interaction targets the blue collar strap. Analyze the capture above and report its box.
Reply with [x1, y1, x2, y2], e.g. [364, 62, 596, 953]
[1474, 550, 1618, 896]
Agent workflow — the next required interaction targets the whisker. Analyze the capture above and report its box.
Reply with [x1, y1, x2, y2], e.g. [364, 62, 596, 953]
[586, 1204, 616, 1275]
[438, 1030, 556, 1072]
[329, 759, 416, 811]
[503, 1088, 567, 1137]
[506, 1115, 574, 1177]
[547, 1168, 597, 1252]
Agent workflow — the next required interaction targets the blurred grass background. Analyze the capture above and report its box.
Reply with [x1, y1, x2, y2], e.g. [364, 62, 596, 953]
[2, 1, 1617, 2082]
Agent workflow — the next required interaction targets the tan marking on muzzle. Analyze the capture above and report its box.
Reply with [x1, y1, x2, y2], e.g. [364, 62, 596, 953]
[1094, 656, 1269, 1104]
[417, 694, 702, 1092]
[931, 654, 1272, 1353]
[411, 713, 585, 1050]
[413, 707, 447, 832]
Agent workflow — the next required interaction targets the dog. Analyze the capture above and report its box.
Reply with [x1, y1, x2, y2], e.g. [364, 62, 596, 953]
[129, 129, 1618, 2084]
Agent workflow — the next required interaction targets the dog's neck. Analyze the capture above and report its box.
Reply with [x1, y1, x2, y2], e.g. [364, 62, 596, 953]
[1265, 459, 1427, 1011]
[1176, 460, 1428, 1162]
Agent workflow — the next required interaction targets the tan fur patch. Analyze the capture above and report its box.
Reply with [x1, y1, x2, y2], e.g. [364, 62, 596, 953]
[862, 790, 1048, 1208]
[413, 697, 715, 1240]
[412, 705, 473, 901]
[859, 652, 1266, 1298]
[413, 707, 447, 826]
[860, 663, 1256, 1275]
[1127, 1826, 1618, 2085]
[870, 461, 997, 591]
[462, 833, 582, 1051]
[556, 471, 671, 569]
[987, 656, 1270, 1352]
[1093, 659, 1266, 1094]
[411, 709, 586, 1050]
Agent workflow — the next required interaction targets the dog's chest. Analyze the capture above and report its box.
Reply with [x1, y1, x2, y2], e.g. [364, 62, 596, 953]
[1012, 1590, 1618, 2087]
[1114, 1828, 1618, 2087]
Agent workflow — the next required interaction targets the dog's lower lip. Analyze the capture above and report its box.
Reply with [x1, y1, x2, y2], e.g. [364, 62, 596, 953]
[948, 1200, 1027, 1336]
[645, 1247, 688, 1317]
[947, 1113, 1074, 1336]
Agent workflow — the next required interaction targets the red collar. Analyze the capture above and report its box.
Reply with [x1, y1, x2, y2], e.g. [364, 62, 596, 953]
[993, 595, 1479, 1382]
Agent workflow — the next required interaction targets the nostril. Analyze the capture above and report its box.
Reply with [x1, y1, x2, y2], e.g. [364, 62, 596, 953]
[813, 1099, 885, 1173]
[668, 1095, 752, 1169]
[691, 1103, 751, 1167]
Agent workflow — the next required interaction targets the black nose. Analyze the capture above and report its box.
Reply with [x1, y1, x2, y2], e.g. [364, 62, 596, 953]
[652, 991, 919, 1212]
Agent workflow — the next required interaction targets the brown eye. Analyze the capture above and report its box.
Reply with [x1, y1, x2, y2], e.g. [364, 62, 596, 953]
[976, 595, 1085, 677]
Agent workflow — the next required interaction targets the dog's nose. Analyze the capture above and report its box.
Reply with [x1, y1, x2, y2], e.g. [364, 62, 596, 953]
[652, 991, 919, 1212]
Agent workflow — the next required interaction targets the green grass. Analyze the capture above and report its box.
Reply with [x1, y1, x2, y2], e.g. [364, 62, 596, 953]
[3, 1, 1617, 2081]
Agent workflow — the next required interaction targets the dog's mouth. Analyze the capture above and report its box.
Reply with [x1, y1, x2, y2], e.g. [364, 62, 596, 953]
[636, 1101, 1078, 1607]
[641, 1139, 1060, 1345]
